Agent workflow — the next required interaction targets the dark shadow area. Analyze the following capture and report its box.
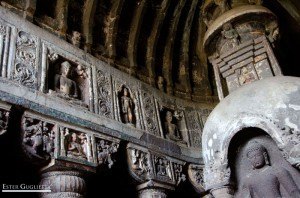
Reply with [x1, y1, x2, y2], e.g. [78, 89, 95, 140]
[0, 105, 40, 198]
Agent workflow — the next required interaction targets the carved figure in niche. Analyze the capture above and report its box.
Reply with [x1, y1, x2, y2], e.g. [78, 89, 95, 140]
[219, 23, 240, 54]
[157, 76, 166, 92]
[164, 111, 186, 145]
[203, 0, 229, 27]
[131, 149, 150, 175]
[0, 110, 9, 135]
[157, 158, 167, 176]
[54, 61, 78, 99]
[64, 129, 87, 160]
[238, 67, 256, 85]
[240, 141, 300, 197]
[69, 31, 81, 48]
[97, 140, 118, 168]
[120, 87, 135, 125]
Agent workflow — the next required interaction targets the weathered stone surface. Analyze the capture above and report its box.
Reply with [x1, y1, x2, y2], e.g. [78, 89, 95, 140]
[202, 76, 300, 193]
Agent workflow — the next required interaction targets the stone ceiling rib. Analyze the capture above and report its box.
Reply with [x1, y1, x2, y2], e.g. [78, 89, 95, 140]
[162, 0, 186, 95]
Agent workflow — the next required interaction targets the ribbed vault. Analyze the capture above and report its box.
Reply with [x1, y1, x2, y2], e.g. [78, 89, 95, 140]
[1, 0, 300, 103]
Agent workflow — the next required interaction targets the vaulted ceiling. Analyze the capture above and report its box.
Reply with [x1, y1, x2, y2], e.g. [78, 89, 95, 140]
[1, 0, 300, 103]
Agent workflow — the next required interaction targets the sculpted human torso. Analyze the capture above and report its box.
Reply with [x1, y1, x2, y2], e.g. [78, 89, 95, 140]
[240, 142, 300, 198]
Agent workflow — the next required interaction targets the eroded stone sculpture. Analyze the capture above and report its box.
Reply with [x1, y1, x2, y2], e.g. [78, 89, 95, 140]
[54, 61, 78, 99]
[163, 111, 186, 145]
[96, 139, 119, 168]
[238, 141, 300, 198]
[219, 23, 240, 54]
[62, 128, 87, 160]
[131, 149, 150, 176]
[0, 109, 9, 135]
[70, 31, 81, 48]
[22, 117, 55, 161]
[155, 156, 172, 180]
[119, 87, 135, 125]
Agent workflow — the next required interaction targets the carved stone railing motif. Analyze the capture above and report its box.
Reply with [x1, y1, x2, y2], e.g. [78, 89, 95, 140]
[0, 7, 213, 163]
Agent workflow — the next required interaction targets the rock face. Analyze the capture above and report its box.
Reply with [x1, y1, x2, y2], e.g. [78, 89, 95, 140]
[202, 76, 300, 196]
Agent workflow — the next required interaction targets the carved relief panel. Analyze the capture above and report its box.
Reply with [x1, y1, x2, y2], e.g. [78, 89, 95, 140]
[59, 127, 93, 163]
[13, 31, 39, 89]
[45, 49, 91, 109]
[185, 110, 202, 148]
[153, 155, 172, 181]
[127, 143, 186, 186]
[93, 68, 113, 118]
[92, 134, 120, 169]
[140, 89, 160, 136]
[21, 112, 57, 166]
[0, 20, 11, 78]
[0, 102, 11, 136]
[127, 144, 153, 182]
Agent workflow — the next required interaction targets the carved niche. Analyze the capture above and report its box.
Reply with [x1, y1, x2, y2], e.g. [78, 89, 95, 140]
[160, 107, 187, 146]
[60, 127, 91, 161]
[47, 54, 89, 108]
[117, 85, 136, 126]
[13, 31, 38, 89]
[94, 136, 120, 169]
[234, 136, 300, 197]
[22, 116, 56, 163]
[95, 69, 113, 118]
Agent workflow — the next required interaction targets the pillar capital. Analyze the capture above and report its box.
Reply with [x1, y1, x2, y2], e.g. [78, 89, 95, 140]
[127, 143, 186, 197]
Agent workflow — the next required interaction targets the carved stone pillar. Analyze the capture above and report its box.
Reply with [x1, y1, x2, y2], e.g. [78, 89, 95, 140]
[137, 181, 173, 198]
[127, 143, 186, 198]
[39, 171, 86, 198]
[203, 3, 281, 100]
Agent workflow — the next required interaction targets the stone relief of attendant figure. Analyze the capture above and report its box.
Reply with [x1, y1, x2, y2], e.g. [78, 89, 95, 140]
[219, 23, 240, 54]
[66, 132, 87, 159]
[54, 61, 78, 99]
[120, 87, 134, 125]
[238, 141, 300, 198]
